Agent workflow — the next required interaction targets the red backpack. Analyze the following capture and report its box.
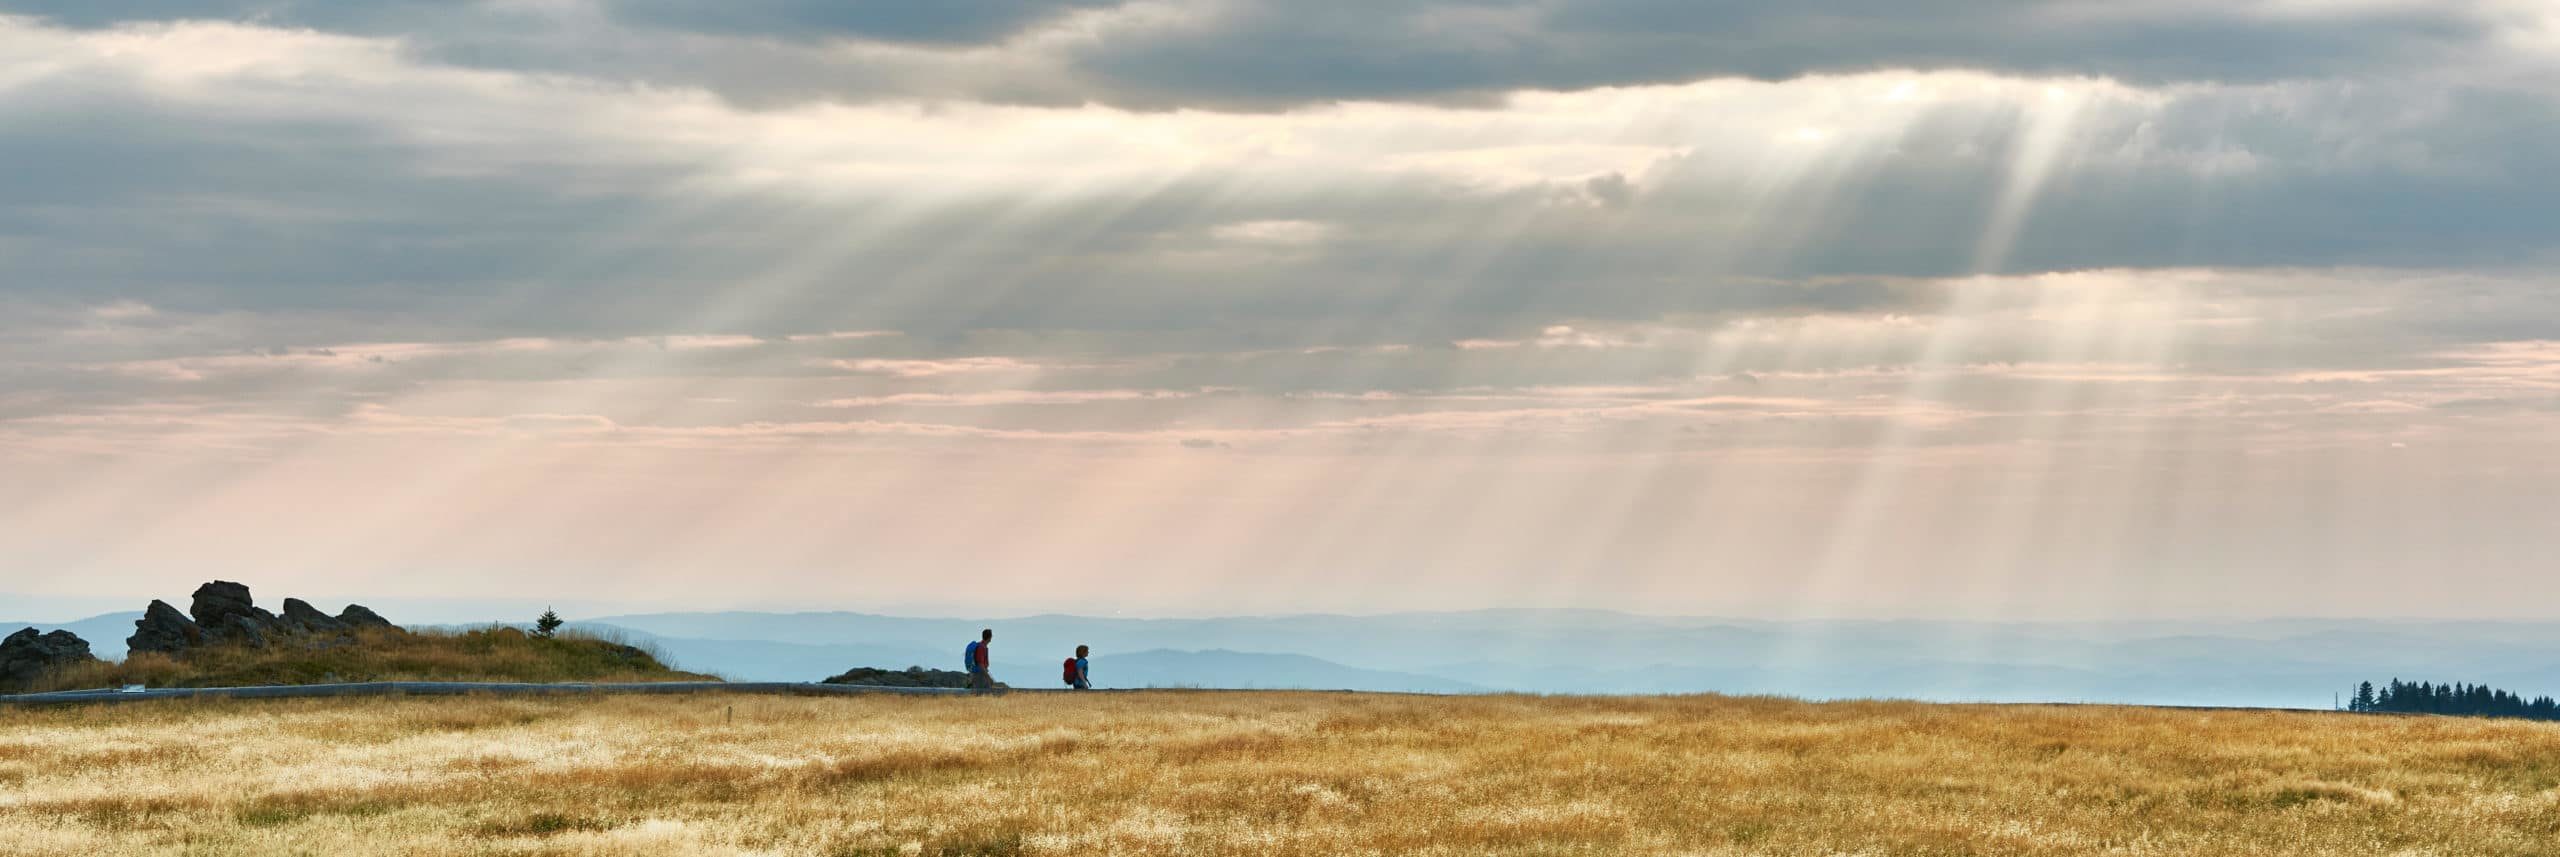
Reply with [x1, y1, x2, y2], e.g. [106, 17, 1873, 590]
[1062, 657, 1079, 683]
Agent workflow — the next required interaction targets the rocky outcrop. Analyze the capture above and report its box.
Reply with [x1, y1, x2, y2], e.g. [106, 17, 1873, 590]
[1, 627, 100, 691]
[127, 599, 207, 655]
[822, 665, 1000, 689]
[279, 598, 348, 635]
[337, 604, 399, 632]
[122, 583, 402, 657]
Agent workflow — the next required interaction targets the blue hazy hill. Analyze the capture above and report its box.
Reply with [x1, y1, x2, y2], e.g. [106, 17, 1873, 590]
[586, 609, 2560, 707]
[559, 623, 1481, 692]
[21, 606, 2560, 707]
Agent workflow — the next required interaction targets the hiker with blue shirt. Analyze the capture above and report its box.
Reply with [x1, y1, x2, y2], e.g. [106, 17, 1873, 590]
[963, 628, 995, 692]
[1063, 645, 1092, 690]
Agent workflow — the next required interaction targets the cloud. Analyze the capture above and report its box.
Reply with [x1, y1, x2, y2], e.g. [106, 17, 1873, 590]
[11, 267, 2560, 462]
[1064, 1, 2555, 109]
[817, 389, 1199, 408]
[821, 357, 1052, 378]
[3, 17, 2554, 364]
[606, 0, 1126, 46]
[6, 5, 2560, 618]
[1581, 172, 1635, 209]
[12, 1, 2548, 110]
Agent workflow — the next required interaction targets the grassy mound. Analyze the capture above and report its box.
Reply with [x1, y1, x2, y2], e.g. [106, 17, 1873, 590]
[29, 627, 711, 692]
[10, 693, 2560, 855]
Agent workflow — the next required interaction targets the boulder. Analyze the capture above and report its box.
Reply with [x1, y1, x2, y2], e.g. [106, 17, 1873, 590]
[1, 627, 100, 691]
[189, 580, 274, 628]
[127, 599, 206, 655]
[279, 598, 347, 635]
[822, 665, 996, 689]
[189, 580, 280, 646]
[336, 604, 400, 632]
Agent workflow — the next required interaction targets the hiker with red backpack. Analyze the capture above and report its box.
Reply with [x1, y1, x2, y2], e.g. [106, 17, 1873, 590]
[1063, 645, 1092, 690]
[963, 628, 995, 692]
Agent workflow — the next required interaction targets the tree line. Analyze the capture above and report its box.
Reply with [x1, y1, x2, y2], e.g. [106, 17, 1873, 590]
[2348, 679, 2560, 720]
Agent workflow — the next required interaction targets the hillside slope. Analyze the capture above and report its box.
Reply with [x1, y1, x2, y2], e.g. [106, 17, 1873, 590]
[31, 627, 710, 692]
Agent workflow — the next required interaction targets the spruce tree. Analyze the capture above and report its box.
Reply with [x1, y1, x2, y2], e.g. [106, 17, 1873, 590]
[2353, 679, 2560, 721]
[534, 607, 565, 639]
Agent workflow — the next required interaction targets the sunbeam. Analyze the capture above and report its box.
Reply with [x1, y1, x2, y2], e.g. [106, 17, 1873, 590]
[4, 9, 2558, 624]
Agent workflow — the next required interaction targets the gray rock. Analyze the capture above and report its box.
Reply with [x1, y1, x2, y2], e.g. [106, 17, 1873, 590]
[127, 599, 206, 655]
[336, 604, 400, 632]
[279, 598, 347, 634]
[821, 665, 997, 689]
[189, 581, 280, 646]
[1, 627, 100, 691]
[219, 614, 268, 649]
[189, 580, 266, 627]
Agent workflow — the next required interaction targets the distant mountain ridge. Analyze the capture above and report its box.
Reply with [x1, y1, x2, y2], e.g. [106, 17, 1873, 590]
[584, 609, 2560, 707]
[21, 607, 2560, 707]
[558, 623, 1479, 692]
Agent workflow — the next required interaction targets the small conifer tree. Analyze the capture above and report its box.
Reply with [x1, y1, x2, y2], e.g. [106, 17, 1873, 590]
[534, 607, 564, 639]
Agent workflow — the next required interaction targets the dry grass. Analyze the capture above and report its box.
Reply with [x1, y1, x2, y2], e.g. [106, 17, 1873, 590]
[28, 627, 710, 692]
[5, 692, 2560, 855]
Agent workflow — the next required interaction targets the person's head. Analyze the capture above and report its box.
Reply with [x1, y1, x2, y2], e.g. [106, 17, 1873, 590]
[981, 628, 993, 642]
[1076, 644, 1089, 658]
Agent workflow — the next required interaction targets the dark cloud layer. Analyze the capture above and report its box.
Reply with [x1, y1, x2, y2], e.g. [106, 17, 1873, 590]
[4, 45, 2551, 353]
[609, 0, 1121, 45]
[5, 1, 2539, 109]
[1070, 0, 2501, 108]
[7, 0, 1110, 44]
[6, 1, 427, 29]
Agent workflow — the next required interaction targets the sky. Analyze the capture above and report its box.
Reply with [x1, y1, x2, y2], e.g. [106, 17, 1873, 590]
[3, 1, 2558, 621]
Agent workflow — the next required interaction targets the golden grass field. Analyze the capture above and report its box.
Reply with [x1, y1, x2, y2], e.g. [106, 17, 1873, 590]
[6, 691, 2559, 856]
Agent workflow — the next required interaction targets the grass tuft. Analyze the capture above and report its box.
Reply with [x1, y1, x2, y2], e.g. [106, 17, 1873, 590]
[926, 829, 1026, 856]
[474, 812, 614, 837]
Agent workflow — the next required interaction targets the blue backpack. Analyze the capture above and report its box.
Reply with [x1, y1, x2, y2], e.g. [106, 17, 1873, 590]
[962, 641, 981, 672]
